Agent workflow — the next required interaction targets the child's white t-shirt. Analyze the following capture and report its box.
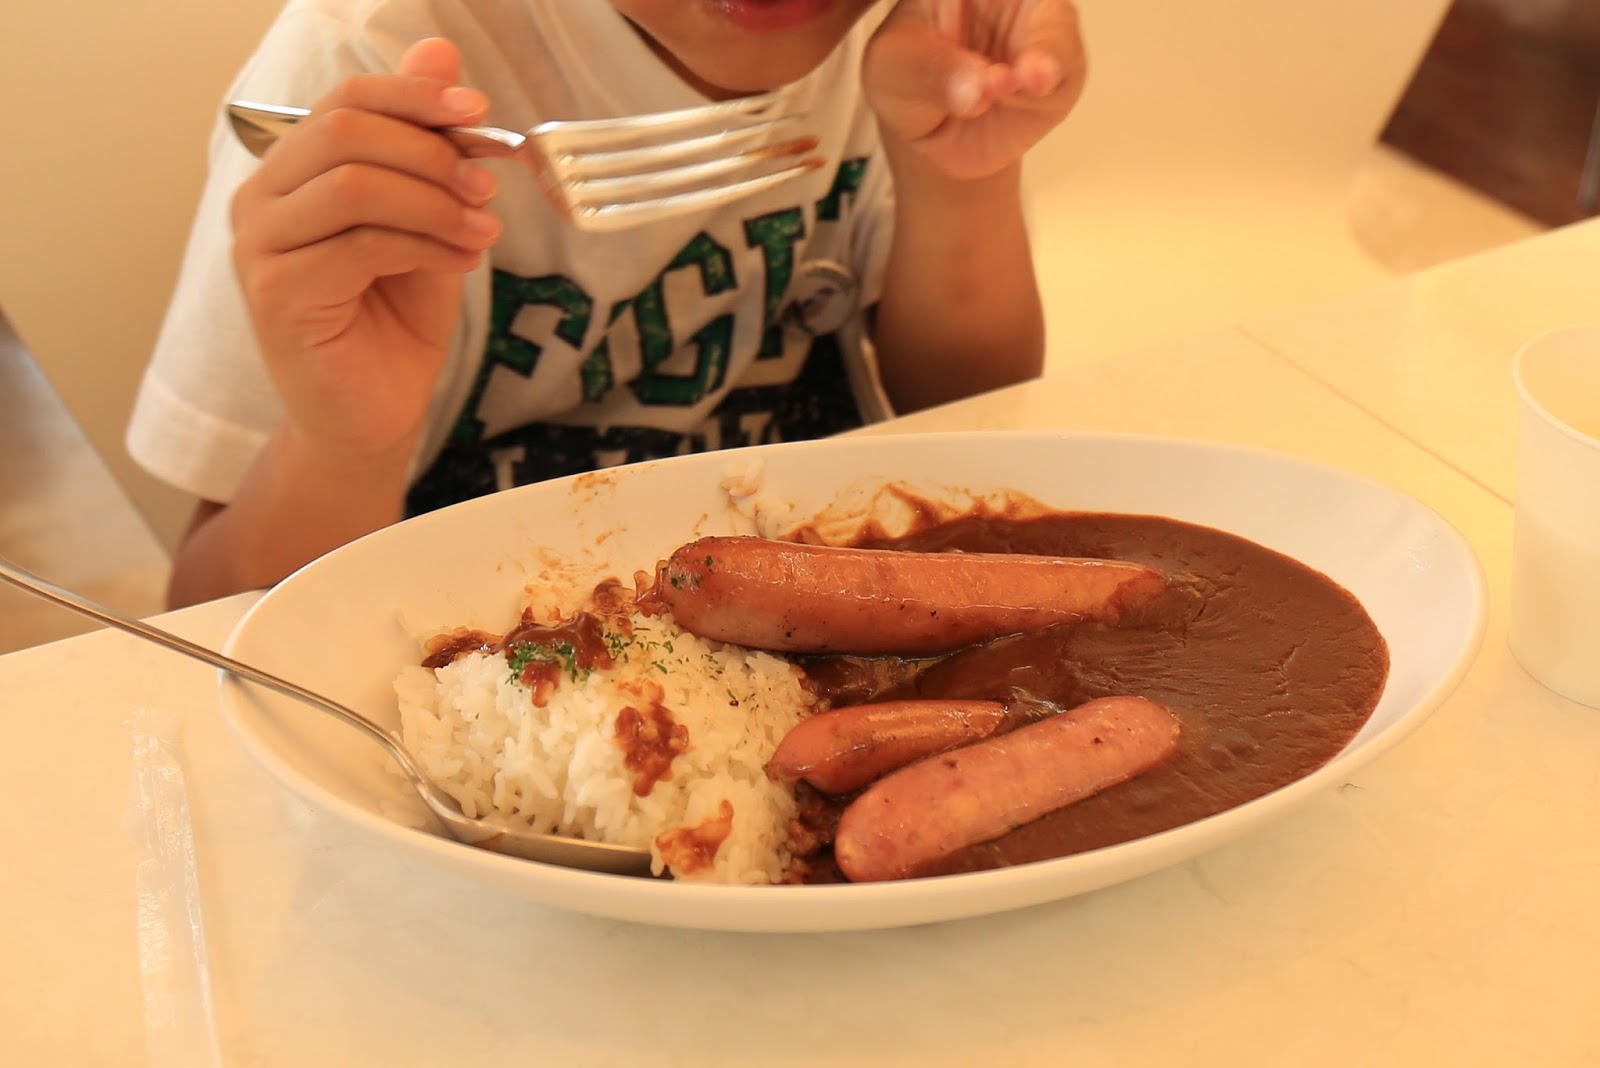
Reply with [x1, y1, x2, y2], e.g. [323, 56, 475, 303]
[127, 0, 895, 515]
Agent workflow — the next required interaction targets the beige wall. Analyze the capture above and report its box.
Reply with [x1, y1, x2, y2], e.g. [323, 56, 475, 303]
[1026, 0, 1454, 369]
[0, 0, 284, 550]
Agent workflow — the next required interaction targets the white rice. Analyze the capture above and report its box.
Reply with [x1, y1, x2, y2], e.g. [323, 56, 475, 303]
[394, 601, 817, 883]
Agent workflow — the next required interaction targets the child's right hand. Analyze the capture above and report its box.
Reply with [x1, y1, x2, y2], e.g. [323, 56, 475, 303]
[229, 37, 500, 464]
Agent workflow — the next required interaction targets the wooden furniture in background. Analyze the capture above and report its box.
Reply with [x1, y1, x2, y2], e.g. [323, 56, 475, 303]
[1382, 0, 1600, 225]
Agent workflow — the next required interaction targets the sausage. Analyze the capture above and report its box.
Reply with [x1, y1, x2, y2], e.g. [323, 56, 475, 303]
[832, 696, 1181, 882]
[644, 536, 1169, 654]
[767, 699, 1012, 794]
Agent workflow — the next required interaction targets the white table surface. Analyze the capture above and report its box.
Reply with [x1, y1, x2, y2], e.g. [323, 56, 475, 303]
[5, 227, 1600, 1066]
[1239, 214, 1600, 504]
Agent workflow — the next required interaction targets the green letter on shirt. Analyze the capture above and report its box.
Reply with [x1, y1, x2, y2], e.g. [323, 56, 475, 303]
[745, 208, 806, 359]
[815, 158, 868, 223]
[451, 271, 593, 443]
[629, 233, 737, 407]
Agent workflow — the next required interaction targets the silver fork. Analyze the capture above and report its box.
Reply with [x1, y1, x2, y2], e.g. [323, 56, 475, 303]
[226, 92, 824, 234]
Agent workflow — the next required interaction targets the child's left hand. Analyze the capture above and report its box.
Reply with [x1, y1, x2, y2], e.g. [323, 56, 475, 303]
[863, 0, 1086, 180]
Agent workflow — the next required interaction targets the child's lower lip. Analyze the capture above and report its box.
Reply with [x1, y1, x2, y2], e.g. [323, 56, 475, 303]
[713, 0, 835, 33]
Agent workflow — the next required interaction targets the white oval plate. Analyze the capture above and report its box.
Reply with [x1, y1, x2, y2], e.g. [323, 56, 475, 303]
[220, 431, 1486, 933]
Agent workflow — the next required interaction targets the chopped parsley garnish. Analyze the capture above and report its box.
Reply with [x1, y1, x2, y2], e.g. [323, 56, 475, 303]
[518, 624, 723, 687]
[666, 567, 702, 590]
[506, 639, 586, 684]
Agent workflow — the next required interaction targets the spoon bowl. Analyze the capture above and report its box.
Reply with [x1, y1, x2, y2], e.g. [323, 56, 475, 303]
[0, 557, 654, 876]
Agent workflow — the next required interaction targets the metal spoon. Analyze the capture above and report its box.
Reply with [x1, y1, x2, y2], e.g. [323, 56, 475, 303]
[0, 557, 654, 876]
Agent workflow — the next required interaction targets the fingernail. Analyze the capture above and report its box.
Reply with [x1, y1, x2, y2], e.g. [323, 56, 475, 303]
[949, 68, 983, 116]
[442, 86, 487, 118]
[1027, 56, 1065, 95]
[463, 207, 500, 238]
[454, 161, 497, 203]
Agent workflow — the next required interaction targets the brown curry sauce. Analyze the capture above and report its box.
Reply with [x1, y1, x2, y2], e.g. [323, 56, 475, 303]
[792, 512, 1390, 880]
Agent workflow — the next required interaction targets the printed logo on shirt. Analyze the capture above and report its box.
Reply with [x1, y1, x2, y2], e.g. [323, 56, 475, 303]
[405, 159, 872, 517]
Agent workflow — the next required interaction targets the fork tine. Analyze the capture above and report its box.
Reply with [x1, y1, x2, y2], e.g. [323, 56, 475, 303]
[573, 159, 827, 233]
[532, 91, 792, 152]
[556, 115, 809, 179]
[568, 137, 822, 203]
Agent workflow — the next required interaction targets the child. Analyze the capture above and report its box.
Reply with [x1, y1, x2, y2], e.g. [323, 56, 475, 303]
[128, 0, 1086, 607]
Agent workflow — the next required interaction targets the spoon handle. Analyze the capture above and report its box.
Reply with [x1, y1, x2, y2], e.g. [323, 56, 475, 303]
[0, 556, 423, 781]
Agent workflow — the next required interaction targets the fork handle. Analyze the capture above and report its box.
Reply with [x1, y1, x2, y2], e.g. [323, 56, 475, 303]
[0, 554, 422, 782]
[225, 101, 525, 161]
